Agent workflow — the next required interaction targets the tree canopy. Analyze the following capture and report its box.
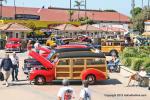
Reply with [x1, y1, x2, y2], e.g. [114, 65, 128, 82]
[131, 7, 150, 33]
[130, 7, 142, 16]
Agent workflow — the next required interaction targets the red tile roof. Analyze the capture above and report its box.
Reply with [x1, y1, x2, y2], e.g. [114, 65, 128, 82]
[2, 6, 130, 23]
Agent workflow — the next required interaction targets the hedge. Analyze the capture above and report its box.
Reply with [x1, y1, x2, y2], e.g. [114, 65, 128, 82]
[131, 58, 144, 71]
[120, 47, 150, 72]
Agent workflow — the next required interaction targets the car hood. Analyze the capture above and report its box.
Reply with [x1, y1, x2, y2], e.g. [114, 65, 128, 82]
[38, 46, 51, 53]
[29, 51, 53, 69]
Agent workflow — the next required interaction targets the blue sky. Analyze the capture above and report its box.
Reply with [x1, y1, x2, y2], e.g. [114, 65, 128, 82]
[3, 0, 149, 16]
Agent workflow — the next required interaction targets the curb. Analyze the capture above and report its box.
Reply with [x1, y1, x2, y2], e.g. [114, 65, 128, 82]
[120, 65, 136, 74]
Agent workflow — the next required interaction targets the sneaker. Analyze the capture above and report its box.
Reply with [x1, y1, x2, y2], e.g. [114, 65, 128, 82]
[5, 82, 9, 87]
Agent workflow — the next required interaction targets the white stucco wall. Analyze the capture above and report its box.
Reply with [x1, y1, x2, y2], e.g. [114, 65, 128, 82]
[144, 22, 150, 32]
[92, 22, 129, 31]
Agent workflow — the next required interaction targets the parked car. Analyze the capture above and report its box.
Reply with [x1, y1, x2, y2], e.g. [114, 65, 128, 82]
[5, 38, 22, 52]
[29, 51, 108, 85]
[23, 45, 93, 74]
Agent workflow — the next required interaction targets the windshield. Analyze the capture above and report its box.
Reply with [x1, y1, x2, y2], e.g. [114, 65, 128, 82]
[7, 41, 20, 44]
[47, 50, 56, 60]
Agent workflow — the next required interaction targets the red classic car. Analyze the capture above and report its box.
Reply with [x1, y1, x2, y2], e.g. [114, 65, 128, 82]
[5, 38, 22, 52]
[29, 51, 108, 85]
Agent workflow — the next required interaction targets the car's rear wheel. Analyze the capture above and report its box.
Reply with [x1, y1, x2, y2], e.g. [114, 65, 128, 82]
[86, 74, 96, 85]
[35, 76, 46, 85]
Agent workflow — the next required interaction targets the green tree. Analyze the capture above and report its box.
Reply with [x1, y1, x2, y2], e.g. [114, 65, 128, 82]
[130, 7, 142, 16]
[131, 7, 150, 33]
[79, 17, 95, 25]
[74, 0, 84, 21]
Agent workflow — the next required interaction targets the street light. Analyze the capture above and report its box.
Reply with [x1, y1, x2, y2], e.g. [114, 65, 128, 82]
[0, 0, 6, 19]
[14, 0, 16, 19]
[69, 0, 72, 21]
[0, 0, 2, 19]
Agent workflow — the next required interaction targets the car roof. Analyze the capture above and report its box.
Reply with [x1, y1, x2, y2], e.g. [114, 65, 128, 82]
[102, 40, 124, 42]
[58, 52, 105, 58]
[55, 47, 92, 53]
[55, 45, 88, 49]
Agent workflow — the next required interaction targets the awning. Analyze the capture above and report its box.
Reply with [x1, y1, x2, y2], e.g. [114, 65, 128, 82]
[54, 24, 80, 31]
[0, 23, 32, 32]
[79, 24, 101, 31]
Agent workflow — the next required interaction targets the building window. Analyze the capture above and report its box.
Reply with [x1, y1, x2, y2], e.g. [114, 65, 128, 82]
[16, 33, 19, 38]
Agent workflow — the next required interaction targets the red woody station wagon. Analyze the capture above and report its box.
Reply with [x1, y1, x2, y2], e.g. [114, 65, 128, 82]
[29, 51, 108, 85]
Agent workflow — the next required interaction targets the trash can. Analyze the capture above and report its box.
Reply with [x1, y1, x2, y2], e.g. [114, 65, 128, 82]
[140, 76, 149, 87]
[0, 39, 6, 49]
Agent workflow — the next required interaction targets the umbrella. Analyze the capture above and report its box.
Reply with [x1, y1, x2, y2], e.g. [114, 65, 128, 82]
[0, 23, 32, 32]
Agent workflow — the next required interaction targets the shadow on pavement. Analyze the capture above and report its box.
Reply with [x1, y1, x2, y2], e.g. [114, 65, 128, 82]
[46, 79, 122, 86]
[96, 79, 122, 85]
[10, 82, 30, 86]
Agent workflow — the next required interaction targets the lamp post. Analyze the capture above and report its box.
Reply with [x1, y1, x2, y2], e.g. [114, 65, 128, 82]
[0, 0, 2, 19]
[69, 0, 72, 21]
[142, 0, 143, 8]
[14, 0, 16, 19]
[148, 0, 150, 8]
[85, 0, 87, 18]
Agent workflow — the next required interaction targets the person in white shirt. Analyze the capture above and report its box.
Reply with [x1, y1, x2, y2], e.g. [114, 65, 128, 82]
[138, 67, 147, 86]
[10, 52, 19, 81]
[138, 67, 147, 77]
[79, 80, 91, 100]
[34, 40, 40, 53]
[57, 79, 75, 100]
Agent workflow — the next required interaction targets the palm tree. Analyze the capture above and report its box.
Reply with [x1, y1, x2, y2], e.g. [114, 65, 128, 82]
[74, 0, 85, 21]
[67, 10, 75, 21]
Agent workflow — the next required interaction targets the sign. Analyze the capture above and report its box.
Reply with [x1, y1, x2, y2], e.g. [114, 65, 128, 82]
[15, 14, 40, 20]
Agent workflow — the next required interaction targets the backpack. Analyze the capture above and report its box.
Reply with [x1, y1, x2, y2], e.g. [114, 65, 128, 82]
[0, 72, 4, 81]
[84, 90, 90, 100]
[64, 89, 73, 100]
